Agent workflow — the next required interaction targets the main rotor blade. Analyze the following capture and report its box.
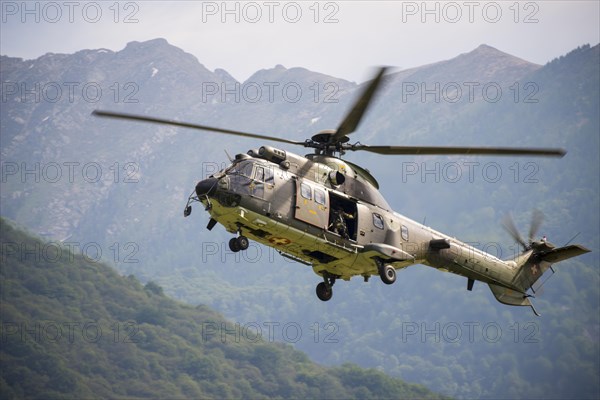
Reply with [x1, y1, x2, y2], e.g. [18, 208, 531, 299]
[350, 145, 566, 157]
[331, 67, 389, 143]
[92, 110, 305, 147]
[502, 214, 528, 250]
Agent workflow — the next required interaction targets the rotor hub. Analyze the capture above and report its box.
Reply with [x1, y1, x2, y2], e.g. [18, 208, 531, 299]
[311, 130, 350, 144]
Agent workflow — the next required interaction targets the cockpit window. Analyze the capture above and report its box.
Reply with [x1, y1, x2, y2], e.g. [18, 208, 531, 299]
[228, 161, 254, 177]
[255, 167, 265, 182]
[264, 166, 274, 183]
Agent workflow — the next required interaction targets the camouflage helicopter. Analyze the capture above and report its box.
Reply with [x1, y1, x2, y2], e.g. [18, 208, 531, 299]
[93, 67, 589, 316]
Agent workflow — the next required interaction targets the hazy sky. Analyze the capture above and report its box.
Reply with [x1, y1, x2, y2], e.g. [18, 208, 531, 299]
[1, 1, 599, 82]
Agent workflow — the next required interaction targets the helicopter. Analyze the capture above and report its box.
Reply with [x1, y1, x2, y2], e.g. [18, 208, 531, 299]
[93, 67, 590, 316]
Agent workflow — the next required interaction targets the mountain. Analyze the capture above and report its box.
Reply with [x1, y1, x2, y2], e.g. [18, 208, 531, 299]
[0, 218, 445, 399]
[1, 39, 598, 399]
[389, 44, 540, 87]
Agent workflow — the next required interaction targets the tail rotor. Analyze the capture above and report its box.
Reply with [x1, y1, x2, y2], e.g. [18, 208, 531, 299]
[528, 209, 544, 247]
[502, 209, 545, 251]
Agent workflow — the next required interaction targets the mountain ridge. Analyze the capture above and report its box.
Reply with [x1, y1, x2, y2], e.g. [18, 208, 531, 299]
[1, 38, 545, 86]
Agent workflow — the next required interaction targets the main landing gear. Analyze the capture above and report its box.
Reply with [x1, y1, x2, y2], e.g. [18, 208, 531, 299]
[376, 258, 397, 285]
[316, 274, 336, 301]
[315, 262, 397, 301]
[379, 264, 397, 285]
[228, 235, 249, 252]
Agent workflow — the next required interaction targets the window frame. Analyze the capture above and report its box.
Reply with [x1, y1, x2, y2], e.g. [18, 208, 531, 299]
[254, 166, 265, 182]
[314, 188, 326, 205]
[401, 225, 409, 241]
[372, 213, 384, 230]
[300, 183, 312, 200]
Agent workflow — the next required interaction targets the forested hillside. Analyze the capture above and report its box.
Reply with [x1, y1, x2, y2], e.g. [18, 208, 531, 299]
[0, 218, 446, 399]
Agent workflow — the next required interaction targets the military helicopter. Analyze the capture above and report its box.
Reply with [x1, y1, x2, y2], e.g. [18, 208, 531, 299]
[93, 67, 590, 316]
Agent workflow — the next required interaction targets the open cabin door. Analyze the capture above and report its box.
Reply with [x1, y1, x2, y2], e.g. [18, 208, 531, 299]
[329, 193, 358, 241]
[294, 180, 329, 229]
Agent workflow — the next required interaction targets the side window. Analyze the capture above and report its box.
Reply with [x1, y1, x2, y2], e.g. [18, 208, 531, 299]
[255, 167, 265, 182]
[314, 188, 326, 205]
[301, 183, 312, 200]
[401, 225, 409, 241]
[373, 213, 384, 230]
[265, 166, 274, 184]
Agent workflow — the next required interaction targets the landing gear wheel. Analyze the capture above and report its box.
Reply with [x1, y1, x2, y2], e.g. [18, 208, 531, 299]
[316, 282, 333, 301]
[237, 236, 249, 251]
[229, 237, 241, 252]
[379, 264, 396, 285]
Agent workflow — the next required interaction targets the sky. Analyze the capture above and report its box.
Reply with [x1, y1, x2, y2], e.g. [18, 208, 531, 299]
[1, 1, 599, 83]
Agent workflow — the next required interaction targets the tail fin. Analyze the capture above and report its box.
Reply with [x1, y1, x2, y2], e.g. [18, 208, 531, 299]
[512, 244, 590, 292]
[488, 283, 539, 315]
[489, 244, 590, 316]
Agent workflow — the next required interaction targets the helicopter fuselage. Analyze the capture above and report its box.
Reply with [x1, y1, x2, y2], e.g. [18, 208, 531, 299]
[188, 145, 545, 307]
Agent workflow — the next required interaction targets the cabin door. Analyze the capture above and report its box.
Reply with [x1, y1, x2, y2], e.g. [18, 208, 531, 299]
[294, 180, 329, 229]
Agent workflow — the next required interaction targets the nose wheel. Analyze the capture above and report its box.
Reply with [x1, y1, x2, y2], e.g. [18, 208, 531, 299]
[229, 235, 249, 252]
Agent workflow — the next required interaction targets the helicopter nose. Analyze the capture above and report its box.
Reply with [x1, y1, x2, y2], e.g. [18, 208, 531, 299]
[195, 177, 218, 197]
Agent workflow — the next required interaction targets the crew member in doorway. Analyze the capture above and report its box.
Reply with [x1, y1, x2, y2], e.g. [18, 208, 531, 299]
[330, 205, 355, 239]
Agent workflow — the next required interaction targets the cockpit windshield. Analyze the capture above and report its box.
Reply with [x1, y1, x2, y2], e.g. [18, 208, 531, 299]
[226, 160, 254, 177]
[226, 160, 271, 197]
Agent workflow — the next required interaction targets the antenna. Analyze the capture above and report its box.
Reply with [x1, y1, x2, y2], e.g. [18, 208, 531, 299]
[532, 269, 555, 294]
[224, 149, 234, 163]
[564, 232, 581, 246]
